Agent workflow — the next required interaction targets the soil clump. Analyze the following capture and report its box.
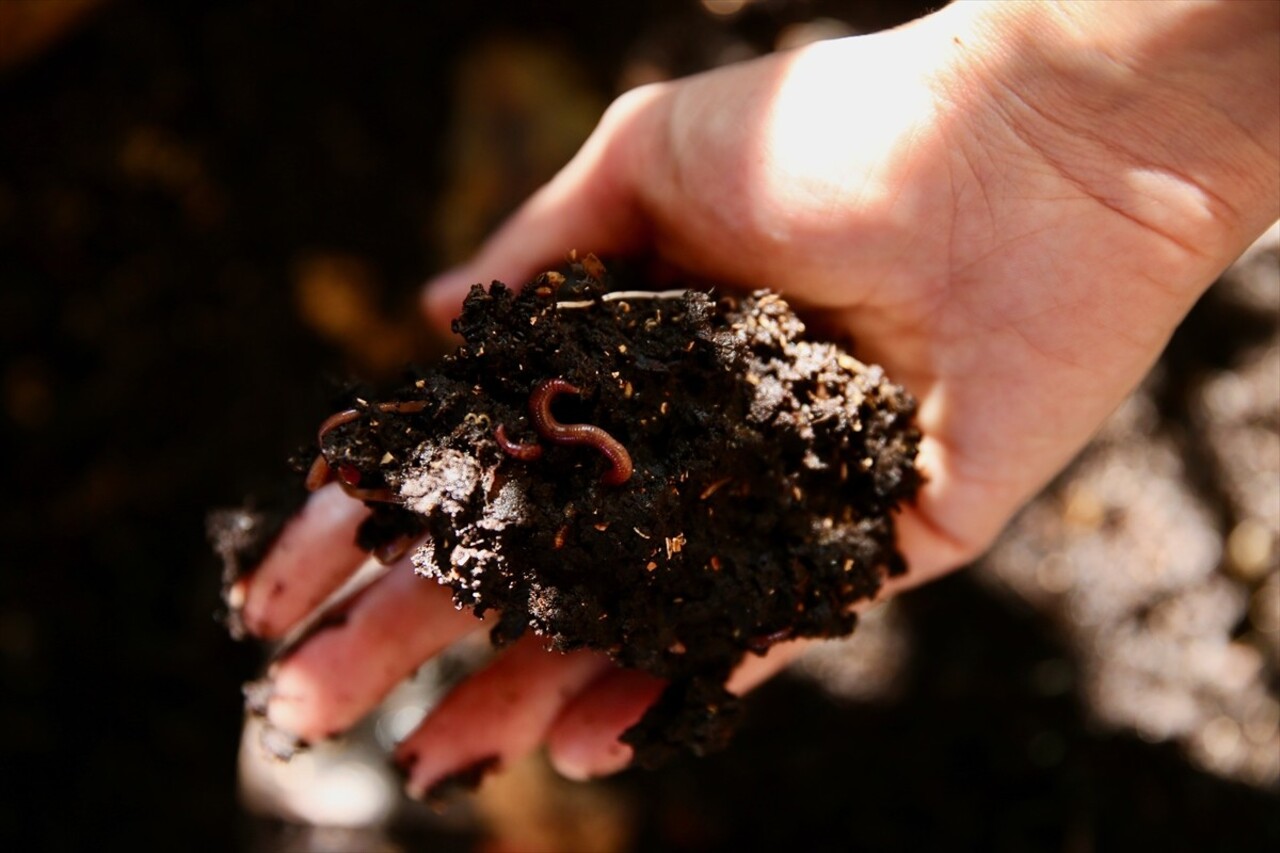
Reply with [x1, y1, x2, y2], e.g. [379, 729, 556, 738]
[291, 257, 922, 762]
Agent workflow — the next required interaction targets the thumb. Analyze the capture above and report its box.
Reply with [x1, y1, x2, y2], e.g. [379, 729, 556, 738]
[420, 82, 672, 331]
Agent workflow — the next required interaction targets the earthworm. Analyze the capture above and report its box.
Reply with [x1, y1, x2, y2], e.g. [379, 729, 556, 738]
[306, 408, 362, 492]
[494, 423, 543, 461]
[306, 401, 427, 499]
[332, 462, 395, 503]
[304, 454, 333, 492]
[318, 408, 362, 442]
[374, 400, 429, 415]
[528, 378, 633, 486]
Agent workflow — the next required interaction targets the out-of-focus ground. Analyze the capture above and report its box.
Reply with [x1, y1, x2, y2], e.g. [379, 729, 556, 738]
[1, 1, 1276, 850]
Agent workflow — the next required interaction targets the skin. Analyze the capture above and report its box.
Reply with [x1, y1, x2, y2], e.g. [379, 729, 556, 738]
[235, 0, 1279, 790]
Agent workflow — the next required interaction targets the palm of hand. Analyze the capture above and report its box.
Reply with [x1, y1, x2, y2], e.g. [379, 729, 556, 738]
[437, 32, 1224, 585]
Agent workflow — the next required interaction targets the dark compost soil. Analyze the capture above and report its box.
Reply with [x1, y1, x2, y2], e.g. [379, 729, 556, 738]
[271, 259, 921, 764]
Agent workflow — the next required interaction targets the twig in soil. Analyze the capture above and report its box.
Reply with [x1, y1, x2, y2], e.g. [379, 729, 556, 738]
[554, 288, 693, 309]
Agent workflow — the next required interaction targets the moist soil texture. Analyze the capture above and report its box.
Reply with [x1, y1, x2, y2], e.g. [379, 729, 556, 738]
[305, 258, 921, 763]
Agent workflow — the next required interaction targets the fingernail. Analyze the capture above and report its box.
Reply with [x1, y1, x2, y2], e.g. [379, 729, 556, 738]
[222, 578, 249, 639]
[227, 578, 248, 610]
[242, 677, 275, 716]
[408, 754, 502, 804]
[551, 738, 633, 781]
[257, 720, 310, 761]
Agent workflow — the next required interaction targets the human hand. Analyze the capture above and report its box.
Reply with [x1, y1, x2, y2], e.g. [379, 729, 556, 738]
[233, 0, 1279, 796]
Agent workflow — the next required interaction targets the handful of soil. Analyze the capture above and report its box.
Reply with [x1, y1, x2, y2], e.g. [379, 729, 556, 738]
[301, 258, 921, 765]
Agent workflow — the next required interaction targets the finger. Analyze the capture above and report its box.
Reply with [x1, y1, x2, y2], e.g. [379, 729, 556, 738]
[421, 82, 671, 330]
[545, 667, 666, 781]
[424, 41, 882, 335]
[264, 560, 479, 743]
[882, 431, 1002, 595]
[724, 638, 810, 695]
[545, 634, 817, 781]
[234, 483, 371, 639]
[394, 635, 612, 800]
[543, 547, 952, 784]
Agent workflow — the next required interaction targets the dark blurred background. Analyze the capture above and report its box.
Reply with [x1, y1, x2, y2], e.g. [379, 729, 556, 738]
[1, 1, 1276, 850]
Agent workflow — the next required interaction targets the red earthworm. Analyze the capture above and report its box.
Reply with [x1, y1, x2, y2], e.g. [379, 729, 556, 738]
[333, 462, 396, 503]
[375, 400, 429, 415]
[318, 408, 362, 441]
[494, 423, 543, 461]
[304, 454, 333, 492]
[306, 401, 425, 497]
[529, 378, 633, 486]
[306, 449, 395, 502]
[317, 400, 426, 447]
[305, 408, 361, 492]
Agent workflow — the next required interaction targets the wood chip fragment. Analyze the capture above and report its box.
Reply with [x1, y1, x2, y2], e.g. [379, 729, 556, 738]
[699, 477, 731, 500]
